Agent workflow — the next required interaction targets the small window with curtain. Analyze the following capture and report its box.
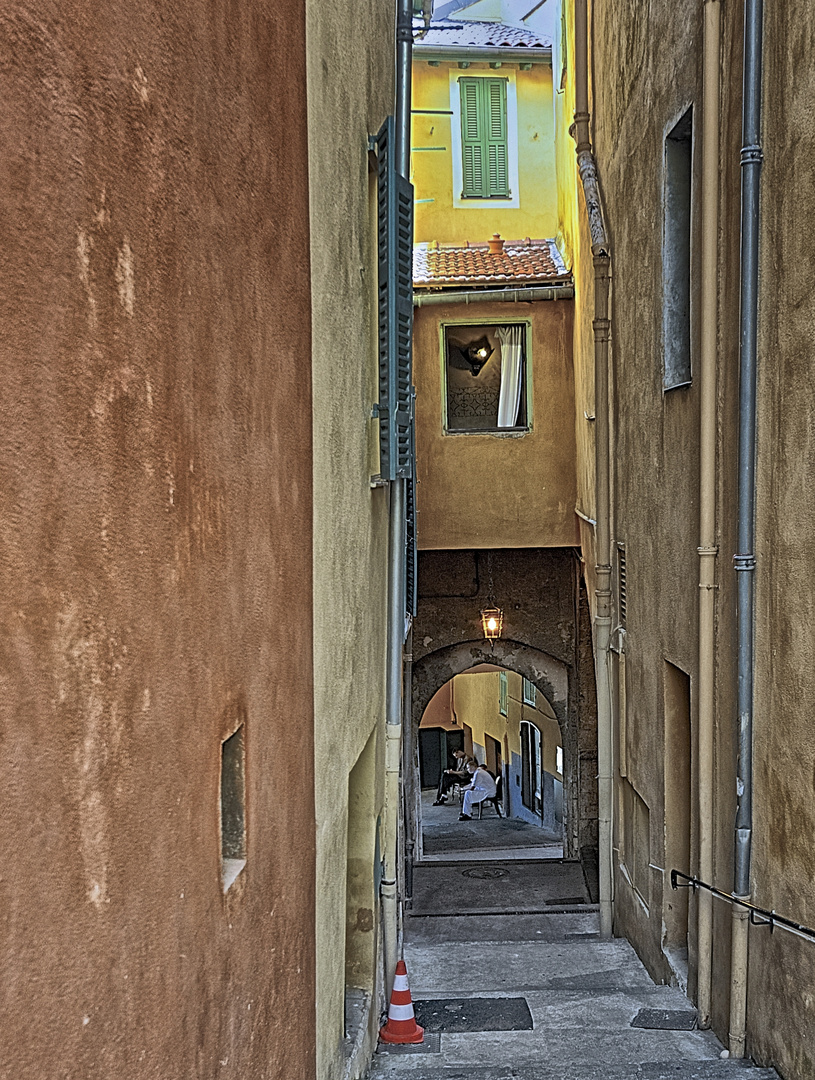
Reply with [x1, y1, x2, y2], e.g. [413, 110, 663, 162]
[443, 321, 530, 434]
[459, 77, 510, 199]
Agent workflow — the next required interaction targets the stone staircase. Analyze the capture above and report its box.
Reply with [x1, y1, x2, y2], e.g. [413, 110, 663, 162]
[368, 912, 780, 1080]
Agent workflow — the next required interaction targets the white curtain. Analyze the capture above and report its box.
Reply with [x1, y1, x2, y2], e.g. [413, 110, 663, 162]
[496, 325, 524, 428]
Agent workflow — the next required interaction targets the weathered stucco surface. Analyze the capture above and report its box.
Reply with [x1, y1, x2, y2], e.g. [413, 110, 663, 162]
[749, 1, 815, 1072]
[580, 0, 815, 1073]
[305, 1, 393, 1077]
[0, 3, 316, 1077]
[414, 298, 578, 550]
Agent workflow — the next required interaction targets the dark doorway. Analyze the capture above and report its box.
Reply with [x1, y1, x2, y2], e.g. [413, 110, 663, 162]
[418, 727, 464, 789]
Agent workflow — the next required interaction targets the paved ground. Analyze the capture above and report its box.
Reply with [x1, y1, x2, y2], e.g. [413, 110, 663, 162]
[370, 911, 780, 1080]
[421, 790, 563, 861]
[411, 860, 592, 917]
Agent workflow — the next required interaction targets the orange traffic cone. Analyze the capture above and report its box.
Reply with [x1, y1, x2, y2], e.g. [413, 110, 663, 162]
[379, 960, 424, 1044]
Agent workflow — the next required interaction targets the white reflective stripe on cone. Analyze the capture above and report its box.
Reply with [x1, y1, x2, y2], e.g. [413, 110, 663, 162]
[387, 1004, 416, 1021]
[393, 974, 409, 992]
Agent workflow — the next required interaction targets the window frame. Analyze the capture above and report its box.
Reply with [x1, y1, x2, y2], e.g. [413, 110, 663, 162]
[662, 106, 694, 391]
[498, 671, 508, 717]
[522, 677, 536, 706]
[458, 76, 510, 199]
[450, 70, 520, 210]
[439, 318, 533, 436]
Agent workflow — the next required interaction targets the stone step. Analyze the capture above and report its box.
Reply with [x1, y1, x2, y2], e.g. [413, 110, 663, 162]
[370, 1060, 779, 1080]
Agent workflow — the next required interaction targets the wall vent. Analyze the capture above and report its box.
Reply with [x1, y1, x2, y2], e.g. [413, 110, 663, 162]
[617, 543, 627, 627]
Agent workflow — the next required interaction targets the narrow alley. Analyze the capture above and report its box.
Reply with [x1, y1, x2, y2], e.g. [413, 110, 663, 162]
[369, 797, 781, 1080]
[2, 0, 815, 1078]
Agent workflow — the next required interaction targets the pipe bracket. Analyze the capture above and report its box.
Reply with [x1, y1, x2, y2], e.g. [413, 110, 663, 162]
[733, 554, 756, 572]
[740, 144, 764, 167]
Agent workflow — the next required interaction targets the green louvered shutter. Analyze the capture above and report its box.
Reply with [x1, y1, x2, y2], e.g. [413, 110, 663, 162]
[405, 410, 418, 619]
[460, 78, 508, 199]
[460, 78, 485, 197]
[486, 79, 509, 196]
[376, 116, 415, 481]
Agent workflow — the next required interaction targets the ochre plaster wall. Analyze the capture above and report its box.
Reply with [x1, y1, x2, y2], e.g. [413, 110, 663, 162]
[305, 2, 393, 1078]
[414, 299, 578, 550]
[587, 0, 712, 999]
[411, 61, 558, 245]
[583, 0, 815, 1072]
[553, 0, 597, 590]
[0, 3, 315, 1077]
[748, 1, 815, 1072]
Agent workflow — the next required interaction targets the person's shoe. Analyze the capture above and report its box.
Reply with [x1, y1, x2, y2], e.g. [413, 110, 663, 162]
[458, 813, 472, 821]
[432, 799, 446, 806]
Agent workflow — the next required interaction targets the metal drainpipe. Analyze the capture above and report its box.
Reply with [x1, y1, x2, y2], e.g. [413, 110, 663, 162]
[696, 0, 721, 1032]
[382, 0, 413, 1005]
[730, 0, 763, 1057]
[574, 0, 613, 941]
[402, 627, 414, 909]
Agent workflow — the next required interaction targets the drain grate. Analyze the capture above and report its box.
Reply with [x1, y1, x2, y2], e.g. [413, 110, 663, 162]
[462, 866, 509, 880]
[462, 864, 507, 881]
[413, 997, 533, 1033]
[631, 1008, 697, 1031]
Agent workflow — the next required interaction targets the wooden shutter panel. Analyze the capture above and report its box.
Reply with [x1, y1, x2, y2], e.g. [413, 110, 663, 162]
[376, 116, 415, 481]
[486, 79, 509, 196]
[460, 78, 486, 197]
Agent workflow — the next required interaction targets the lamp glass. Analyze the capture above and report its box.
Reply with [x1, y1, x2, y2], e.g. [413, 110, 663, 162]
[480, 606, 503, 641]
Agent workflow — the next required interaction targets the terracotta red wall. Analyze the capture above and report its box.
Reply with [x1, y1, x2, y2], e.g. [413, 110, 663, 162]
[0, 3, 315, 1076]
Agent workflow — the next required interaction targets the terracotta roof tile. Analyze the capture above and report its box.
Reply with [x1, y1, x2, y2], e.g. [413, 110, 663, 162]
[414, 18, 551, 49]
[414, 239, 569, 288]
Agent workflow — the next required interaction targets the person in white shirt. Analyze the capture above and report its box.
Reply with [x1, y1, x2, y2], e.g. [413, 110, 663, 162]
[459, 762, 497, 820]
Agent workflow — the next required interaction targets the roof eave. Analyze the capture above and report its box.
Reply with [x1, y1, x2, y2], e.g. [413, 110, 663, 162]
[414, 276, 572, 290]
[412, 44, 552, 63]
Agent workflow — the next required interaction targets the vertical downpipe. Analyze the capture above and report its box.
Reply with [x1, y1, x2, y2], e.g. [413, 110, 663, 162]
[382, 0, 413, 1004]
[696, 0, 721, 1031]
[730, 0, 763, 1057]
[574, 0, 613, 940]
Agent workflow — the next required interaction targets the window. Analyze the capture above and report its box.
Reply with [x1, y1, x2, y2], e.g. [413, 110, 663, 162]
[663, 107, 693, 389]
[443, 322, 529, 433]
[220, 724, 247, 892]
[498, 672, 508, 716]
[459, 77, 509, 199]
[523, 678, 536, 706]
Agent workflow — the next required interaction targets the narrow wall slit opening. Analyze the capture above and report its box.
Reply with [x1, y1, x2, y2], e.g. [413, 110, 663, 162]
[221, 724, 247, 892]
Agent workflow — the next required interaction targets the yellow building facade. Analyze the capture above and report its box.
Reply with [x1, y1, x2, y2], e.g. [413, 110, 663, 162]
[411, 60, 558, 246]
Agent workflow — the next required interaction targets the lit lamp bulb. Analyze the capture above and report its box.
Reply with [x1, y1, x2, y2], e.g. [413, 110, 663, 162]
[480, 605, 504, 647]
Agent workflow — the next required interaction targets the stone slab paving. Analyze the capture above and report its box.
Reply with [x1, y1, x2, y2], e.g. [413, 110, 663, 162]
[411, 860, 590, 917]
[370, 912, 780, 1080]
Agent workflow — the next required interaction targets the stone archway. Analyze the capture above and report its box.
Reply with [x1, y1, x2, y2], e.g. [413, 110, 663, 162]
[411, 638, 579, 860]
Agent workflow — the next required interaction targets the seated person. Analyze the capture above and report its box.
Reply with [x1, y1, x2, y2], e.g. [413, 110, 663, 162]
[459, 762, 498, 820]
[433, 749, 476, 806]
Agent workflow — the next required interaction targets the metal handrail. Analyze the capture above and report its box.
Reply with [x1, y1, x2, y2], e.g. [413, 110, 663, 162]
[671, 870, 815, 945]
